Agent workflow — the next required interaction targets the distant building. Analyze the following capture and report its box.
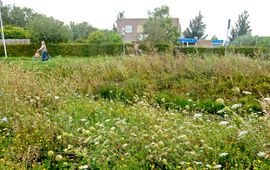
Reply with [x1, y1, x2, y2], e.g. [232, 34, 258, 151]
[178, 38, 224, 47]
[116, 18, 181, 43]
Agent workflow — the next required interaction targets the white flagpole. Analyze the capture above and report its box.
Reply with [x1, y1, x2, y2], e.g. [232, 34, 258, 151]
[0, 0, 7, 58]
[225, 19, 231, 57]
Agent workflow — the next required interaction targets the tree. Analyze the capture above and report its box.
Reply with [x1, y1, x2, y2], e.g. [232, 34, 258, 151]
[230, 11, 252, 41]
[2, 5, 37, 28]
[106, 32, 122, 43]
[70, 22, 97, 42]
[112, 23, 117, 33]
[27, 15, 72, 43]
[143, 5, 180, 46]
[86, 30, 122, 44]
[4, 25, 32, 39]
[211, 35, 218, 40]
[87, 31, 106, 44]
[183, 11, 206, 39]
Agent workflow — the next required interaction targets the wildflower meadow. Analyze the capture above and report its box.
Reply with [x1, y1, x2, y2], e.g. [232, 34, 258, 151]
[1, 54, 270, 169]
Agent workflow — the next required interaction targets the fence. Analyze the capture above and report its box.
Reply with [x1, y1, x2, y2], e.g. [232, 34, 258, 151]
[0, 39, 31, 45]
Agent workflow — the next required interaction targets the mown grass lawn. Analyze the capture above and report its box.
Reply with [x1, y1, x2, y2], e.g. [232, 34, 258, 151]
[1, 55, 270, 169]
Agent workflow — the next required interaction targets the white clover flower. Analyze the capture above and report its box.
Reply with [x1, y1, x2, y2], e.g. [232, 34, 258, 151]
[1, 117, 8, 123]
[161, 97, 166, 103]
[54, 96, 60, 100]
[110, 127, 116, 131]
[79, 165, 89, 170]
[179, 161, 186, 165]
[206, 164, 212, 168]
[257, 151, 266, 157]
[57, 135, 62, 140]
[238, 130, 248, 137]
[216, 98, 225, 104]
[55, 154, 63, 161]
[263, 98, 270, 103]
[219, 121, 229, 126]
[80, 119, 87, 122]
[219, 152, 228, 157]
[217, 110, 225, 114]
[131, 133, 137, 137]
[213, 164, 222, 169]
[194, 161, 202, 165]
[242, 91, 252, 95]
[122, 143, 128, 148]
[193, 113, 203, 119]
[231, 104, 242, 109]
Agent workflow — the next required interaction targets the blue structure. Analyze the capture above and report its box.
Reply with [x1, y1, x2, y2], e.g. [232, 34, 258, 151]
[211, 40, 224, 46]
[178, 38, 224, 47]
[178, 38, 198, 44]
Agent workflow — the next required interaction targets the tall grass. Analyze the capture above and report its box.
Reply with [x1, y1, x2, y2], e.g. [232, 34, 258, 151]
[1, 55, 270, 169]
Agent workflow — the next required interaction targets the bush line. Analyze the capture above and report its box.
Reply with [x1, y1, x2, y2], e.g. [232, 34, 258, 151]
[0, 43, 268, 57]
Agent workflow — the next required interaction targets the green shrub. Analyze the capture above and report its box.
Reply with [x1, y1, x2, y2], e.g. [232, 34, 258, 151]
[0, 44, 266, 57]
[197, 100, 225, 114]
[4, 25, 32, 39]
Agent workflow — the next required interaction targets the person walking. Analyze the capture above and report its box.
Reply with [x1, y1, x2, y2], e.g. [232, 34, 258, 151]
[37, 41, 48, 61]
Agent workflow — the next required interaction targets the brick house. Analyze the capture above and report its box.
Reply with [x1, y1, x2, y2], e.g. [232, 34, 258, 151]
[116, 18, 180, 42]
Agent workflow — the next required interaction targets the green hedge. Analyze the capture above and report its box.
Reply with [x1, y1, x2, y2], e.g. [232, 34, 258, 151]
[0, 43, 267, 57]
[0, 44, 133, 57]
[175, 47, 263, 57]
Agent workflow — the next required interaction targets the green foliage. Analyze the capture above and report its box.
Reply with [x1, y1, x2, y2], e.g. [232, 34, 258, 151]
[70, 22, 97, 42]
[4, 25, 32, 39]
[197, 100, 225, 114]
[106, 33, 123, 44]
[1, 5, 37, 28]
[175, 47, 261, 57]
[230, 11, 252, 41]
[231, 36, 270, 47]
[143, 5, 180, 47]
[86, 31, 106, 44]
[1, 56, 270, 168]
[183, 11, 206, 39]
[0, 44, 264, 57]
[26, 15, 72, 43]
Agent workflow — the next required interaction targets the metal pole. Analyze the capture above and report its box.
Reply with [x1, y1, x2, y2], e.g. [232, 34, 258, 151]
[121, 27, 125, 57]
[225, 19, 231, 57]
[0, 0, 7, 58]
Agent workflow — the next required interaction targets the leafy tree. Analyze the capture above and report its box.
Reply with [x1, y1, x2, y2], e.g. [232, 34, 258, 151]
[143, 5, 180, 46]
[87, 31, 106, 44]
[230, 11, 252, 41]
[183, 11, 206, 39]
[211, 35, 218, 40]
[26, 15, 72, 43]
[112, 23, 117, 33]
[70, 22, 97, 42]
[4, 25, 32, 39]
[231, 35, 270, 47]
[106, 32, 122, 43]
[1, 5, 37, 28]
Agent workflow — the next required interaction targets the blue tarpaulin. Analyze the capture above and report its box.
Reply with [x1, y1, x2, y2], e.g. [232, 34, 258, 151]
[178, 38, 198, 43]
[211, 40, 224, 45]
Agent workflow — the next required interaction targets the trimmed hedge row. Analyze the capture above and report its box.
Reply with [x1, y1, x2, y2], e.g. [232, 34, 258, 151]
[0, 44, 132, 57]
[0, 43, 267, 57]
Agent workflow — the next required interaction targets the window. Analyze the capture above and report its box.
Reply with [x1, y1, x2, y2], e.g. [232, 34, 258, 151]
[137, 25, 143, 33]
[125, 25, 132, 33]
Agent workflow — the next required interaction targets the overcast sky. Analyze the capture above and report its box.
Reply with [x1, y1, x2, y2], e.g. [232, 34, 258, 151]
[3, 0, 270, 40]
